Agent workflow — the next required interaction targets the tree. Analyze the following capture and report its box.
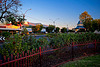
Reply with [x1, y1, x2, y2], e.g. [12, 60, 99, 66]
[94, 19, 100, 31]
[79, 11, 92, 22]
[6, 16, 16, 24]
[55, 27, 60, 33]
[61, 27, 67, 33]
[17, 16, 26, 24]
[21, 28, 28, 35]
[46, 25, 55, 33]
[79, 11, 93, 31]
[0, 0, 22, 21]
[91, 20, 98, 32]
[32, 24, 43, 33]
[5, 15, 25, 25]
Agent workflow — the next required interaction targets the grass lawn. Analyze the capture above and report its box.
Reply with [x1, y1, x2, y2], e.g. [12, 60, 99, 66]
[59, 54, 100, 67]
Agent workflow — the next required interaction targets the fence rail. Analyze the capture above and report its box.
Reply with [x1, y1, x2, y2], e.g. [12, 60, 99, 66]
[0, 40, 100, 67]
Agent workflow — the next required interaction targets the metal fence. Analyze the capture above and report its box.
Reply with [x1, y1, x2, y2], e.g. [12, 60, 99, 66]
[0, 40, 100, 67]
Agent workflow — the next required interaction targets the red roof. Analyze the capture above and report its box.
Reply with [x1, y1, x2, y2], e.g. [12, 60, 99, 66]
[28, 22, 35, 26]
[6, 23, 12, 26]
[0, 26, 6, 28]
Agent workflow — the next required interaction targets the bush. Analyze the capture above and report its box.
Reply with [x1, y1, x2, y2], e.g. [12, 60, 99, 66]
[48, 32, 100, 48]
[61, 27, 67, 33]
[0, 31, 11, 38]
[0, 34, 49, 57]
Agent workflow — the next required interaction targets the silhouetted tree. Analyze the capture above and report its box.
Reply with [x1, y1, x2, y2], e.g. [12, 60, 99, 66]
[55, 27, 60, 33]
[61, 27, 67, 33]
[46, 25, 55, 33]
[0, 0, 22, 21]
[32, 24, 43, 33]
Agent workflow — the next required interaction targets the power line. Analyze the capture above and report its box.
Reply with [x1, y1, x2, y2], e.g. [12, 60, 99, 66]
[25, 15, 48, 23]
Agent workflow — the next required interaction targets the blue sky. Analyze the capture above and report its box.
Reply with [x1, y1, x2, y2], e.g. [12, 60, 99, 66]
[20, 0, 100, 29]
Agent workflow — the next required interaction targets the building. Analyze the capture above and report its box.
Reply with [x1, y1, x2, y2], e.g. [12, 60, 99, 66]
[24, 22, 48, 33]
[0, 25, 21, 35]
[0, 21, 48, 34]
[75, 21, 86, 32]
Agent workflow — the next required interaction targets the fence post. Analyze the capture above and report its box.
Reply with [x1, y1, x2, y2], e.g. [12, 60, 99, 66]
[11, 54, 13, 67]
[28, 50, 29, 67]
[0, 60, 2, 67]
[4, 56, 6, 67]
[8, 58, 10, 67]
[23, 51, 24, 67]
[39, 47, 41, 67]
[20, 55, 22, 67]
[17, 53, 19, 67]
[72, 42, 74, 61]
[14, 56, 16, 67]
[95, 40, 96, 54]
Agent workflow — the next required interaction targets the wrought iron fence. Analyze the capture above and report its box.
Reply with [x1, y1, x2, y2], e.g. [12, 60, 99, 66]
[0, 40, 100, 67]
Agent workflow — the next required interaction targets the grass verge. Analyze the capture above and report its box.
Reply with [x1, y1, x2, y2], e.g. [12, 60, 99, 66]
[59, 54, 100, 67]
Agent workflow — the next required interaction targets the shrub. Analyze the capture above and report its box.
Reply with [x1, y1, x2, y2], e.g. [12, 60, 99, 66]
[0, 31, 11, 38]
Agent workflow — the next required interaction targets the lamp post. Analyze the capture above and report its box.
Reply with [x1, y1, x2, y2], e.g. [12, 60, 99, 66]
[67, 24, 69, 33]
[49, 18, 59, 33]
[49, 18, 59, 27]
[20, 9, 31, 29]
[23, 9, 32, 20]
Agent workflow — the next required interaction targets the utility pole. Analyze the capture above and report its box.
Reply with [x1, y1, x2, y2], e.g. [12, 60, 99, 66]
[67, 24, 69, 33]
[20, 9, 32, 29]
[49, 18, 59, 32]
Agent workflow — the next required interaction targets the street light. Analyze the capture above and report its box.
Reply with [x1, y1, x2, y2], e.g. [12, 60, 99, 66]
[49, 18, 59, 33]
[49, 18, 59, 27]
[20, 9, 31, 29]
[67, 24, 69, 33]
[23, 9, 32, 19]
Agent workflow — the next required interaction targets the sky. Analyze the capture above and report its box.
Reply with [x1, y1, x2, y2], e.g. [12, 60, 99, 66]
[19, 0, 100, 29]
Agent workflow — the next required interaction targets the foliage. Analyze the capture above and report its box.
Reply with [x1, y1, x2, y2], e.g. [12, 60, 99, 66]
[0, 31, 11, 38]
[79, 11, 100, 32]
[6, 16, 17, 25]
[83, 19, 100, 32]
[46, 33, 60, 38]
[0, 32, 100, 57]
[77, 29, 86, 32]
[17, 16, 26, 24]
[0, 0, 22, 21]
[61, 27, 67, 33]
[55, 27, 60, 33]
[0, 34, 22, 57]
[32, 24, 43, 33]
[21, 28, 28, 35]
[68, 30, 75, 32]
[48, 32, 100, 48]
[5, 15, 25, 25]
[46, 25, 55, 33]
[0, 34, 48, 57]
[79, 11, 92, 22]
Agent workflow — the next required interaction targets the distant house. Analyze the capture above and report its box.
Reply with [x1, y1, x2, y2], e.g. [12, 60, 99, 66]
[26, 28, 32, 34]
[24, 21, 48, 33]
[0, 20, 48, 34]
[0, 24, 21, 35]
[42, 24, 48, 33]
[75, 21, 86, 32]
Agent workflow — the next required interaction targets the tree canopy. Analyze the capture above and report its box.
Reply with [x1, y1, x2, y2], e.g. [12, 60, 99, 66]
[61, 27, 67, 33]
[46, 25, 55, 33]
[55, 27, 60, 33]
[0, 0, 22, 21]
[32, 24, 43, 33]
[79, 11, 92, 22]
[80, 11, 100, 32]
